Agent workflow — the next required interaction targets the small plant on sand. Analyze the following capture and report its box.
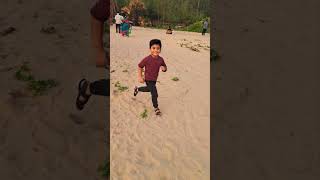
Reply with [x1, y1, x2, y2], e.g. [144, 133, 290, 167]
[122, 69, 128, 72]
[15, 63, 58, 96]
[97, 160, 109, 178]
[140, 109, 148, 119]
[118, 86, 128, 92]
[114, 81, 120, 87]
[114, 81, 129, 92]
[15, 63, 34, 81]
[172, 77, 179, 81]
[28, 79, 58, 96]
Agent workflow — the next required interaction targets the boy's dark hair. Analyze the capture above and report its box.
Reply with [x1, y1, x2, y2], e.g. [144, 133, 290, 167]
[149, 39, 162, 49]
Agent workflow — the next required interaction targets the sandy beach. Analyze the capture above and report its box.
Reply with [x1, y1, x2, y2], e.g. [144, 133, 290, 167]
[110, 26, 210, 179]
[0, 1, 108, 179]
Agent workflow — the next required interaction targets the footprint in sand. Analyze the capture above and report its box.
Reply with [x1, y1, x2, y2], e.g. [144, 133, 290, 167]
[41, 26, 57, 34]
[1, 27, 16, 36]
[69, 113, 86, 125]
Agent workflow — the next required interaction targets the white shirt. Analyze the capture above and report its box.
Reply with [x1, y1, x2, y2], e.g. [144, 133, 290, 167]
[114, 14, 124, 24]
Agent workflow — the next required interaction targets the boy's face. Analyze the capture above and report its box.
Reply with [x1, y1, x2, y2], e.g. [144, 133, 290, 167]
[150, 44, 161, 57]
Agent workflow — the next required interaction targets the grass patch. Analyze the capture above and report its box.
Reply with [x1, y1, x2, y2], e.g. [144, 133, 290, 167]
[15, 63, 34, 81]
[28, 79, 58, 96]
[114, 81, 129, 92]
[172, 77, 179, 81]
[14, 63, 58, 96]
[97, 160, 109, 178]
[140, 109, 148, 119]
[178, 18, 210, 33]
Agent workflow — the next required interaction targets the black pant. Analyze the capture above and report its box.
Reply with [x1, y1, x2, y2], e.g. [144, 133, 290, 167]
[90, 79, 109, 96]
[138, 81, 158, 108]
[202, 28, 207, 35]
[116, 24, 121, 33]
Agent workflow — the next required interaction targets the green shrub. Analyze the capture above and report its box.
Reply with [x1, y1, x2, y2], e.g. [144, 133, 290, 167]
[15, 63, 58, 96]
[140, 109, 148, 119]
[172, 77, 179, 81]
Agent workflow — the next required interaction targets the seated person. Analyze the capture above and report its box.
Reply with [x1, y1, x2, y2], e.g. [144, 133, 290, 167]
[166, 26, 173, 34]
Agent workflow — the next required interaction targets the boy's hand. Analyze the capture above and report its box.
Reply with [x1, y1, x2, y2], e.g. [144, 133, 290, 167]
[161, 66, 167, 72]
[138, 77, 145, 83]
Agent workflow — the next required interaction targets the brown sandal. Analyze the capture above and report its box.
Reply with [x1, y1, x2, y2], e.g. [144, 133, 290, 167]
[76, 79, 91, 110]
[134, 86, 138, 96]
[155, 108, 161, 115]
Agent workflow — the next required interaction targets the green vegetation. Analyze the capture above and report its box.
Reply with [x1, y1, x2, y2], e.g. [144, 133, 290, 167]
[28, 79, 58, 96]
[15, 63, 34, 81]
[140, 109, 148, 118]
[179, 18, 210, 33]
[172, 77, 179, 81]
[115, 81, 129, 92]
[114, 0, 210, 29]
[15, 63, 58, 96]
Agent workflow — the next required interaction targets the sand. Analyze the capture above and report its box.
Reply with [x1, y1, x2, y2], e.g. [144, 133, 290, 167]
[110, 26, 210, 179]
[0, 0, 108, 179]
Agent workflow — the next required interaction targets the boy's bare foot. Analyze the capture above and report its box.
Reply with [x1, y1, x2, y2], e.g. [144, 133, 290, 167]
[155, 108, 161, 115]
[134, 86, 138, 96]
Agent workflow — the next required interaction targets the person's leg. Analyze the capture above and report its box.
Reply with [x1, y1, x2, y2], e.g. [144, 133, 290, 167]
[89, 79, 110, 96]
[138, 85, 150, 92]
[117, 24, 120, 33]
[147, 81, 158, 108]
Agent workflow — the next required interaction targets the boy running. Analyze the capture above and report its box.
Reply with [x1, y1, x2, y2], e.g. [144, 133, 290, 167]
[134, 39, 167, 115]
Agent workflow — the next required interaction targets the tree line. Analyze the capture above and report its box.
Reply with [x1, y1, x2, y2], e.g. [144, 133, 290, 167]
[114, 0, 210, 26]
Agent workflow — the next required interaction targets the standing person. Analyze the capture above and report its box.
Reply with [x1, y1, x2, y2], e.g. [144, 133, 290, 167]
[120, 19, 131, 37]
[202, 19, 209, 35]
[133, 39, 167, 115]
[114, 12, 123, 33]
[76, 0, 109, 110]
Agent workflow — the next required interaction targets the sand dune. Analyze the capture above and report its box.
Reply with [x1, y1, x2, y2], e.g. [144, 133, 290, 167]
[110, 26, 210, 179]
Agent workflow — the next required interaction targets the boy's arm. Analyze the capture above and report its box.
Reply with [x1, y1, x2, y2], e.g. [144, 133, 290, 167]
[91, 15, 106, 68]
[138, 67, 144, 83]
[161, 60, 167, 72]
[90, 0, 109, 68]
[138, 59, 146, 83]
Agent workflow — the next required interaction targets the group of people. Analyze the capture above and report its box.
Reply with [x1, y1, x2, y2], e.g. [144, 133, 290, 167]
[114, 12, 132, 37]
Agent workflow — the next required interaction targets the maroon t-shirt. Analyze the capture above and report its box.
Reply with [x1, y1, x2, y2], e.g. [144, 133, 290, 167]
[138, 55, 167, 81]
[90, 0, 109, 22]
